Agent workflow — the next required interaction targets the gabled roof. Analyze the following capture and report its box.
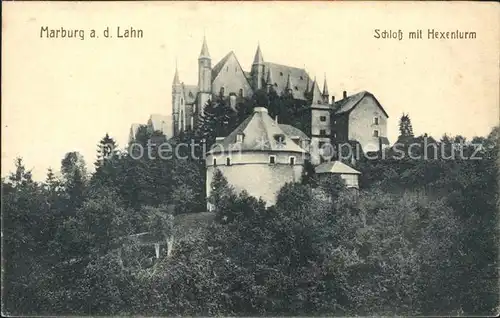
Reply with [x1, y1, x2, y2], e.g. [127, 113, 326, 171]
[315, 161, 361, 175]
[334, 91, 389, 118]
[211, 52, 253, 93]
[211, 51, 233, 81]
[279, 124, 310, 141]
[207, 107, 307, 155]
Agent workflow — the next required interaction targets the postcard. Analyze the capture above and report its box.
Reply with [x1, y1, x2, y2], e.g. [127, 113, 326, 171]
[2, 1, 499, 317]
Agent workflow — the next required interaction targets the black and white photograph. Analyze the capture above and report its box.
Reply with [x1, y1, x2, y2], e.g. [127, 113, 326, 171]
[2, 1, 499, 316]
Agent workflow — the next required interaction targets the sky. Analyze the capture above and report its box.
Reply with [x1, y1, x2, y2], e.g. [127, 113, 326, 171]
[2, 1, 499, 180]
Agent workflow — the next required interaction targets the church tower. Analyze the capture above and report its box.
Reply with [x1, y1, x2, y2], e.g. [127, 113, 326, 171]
[172, 62, 183, 135]
[197, 36, 212, 118]
[251, 44, 265, 91]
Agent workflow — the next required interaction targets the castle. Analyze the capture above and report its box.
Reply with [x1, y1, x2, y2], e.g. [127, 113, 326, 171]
[128, 36, 392, 209]
[169, 36, 390, 164]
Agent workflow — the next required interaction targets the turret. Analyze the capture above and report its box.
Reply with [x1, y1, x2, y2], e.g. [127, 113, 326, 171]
[172, 61, 182, 135]
[322, 75, 329, 104]
[198, 36, 212, 93]
[251, 43, 265, 90]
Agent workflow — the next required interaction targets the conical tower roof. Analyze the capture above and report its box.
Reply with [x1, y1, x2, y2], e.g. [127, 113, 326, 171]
[199, 36, 210, 59]
[322, 75, 329, 96]
[311, 78, 323, 104]
[172, 61, 180, 85]
[252, 44, 264, 65]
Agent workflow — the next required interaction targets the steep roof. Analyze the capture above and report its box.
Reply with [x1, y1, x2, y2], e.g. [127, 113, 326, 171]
[199, 36, 210, 59]
[263, 62, 315, 100]
[334, 91, 389, 118]
[310, 79, 324, 105]
[211, 51, 233, 81]
[322, 77, 329, 96]
[279, 124, 310, 141]
[211, 51, 253, 92]
[207, 107, 307, 155]
[172, 65, 180, 85]
[252, 44, 264, 65]
[315, 161, 361, 175]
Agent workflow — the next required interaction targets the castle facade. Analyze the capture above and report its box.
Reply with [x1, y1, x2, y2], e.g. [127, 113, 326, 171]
[172, 37, 390, 164]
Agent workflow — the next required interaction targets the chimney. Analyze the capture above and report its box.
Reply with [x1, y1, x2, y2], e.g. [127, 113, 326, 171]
[343, 91, 347, 99]
[331, 96, 335, 104]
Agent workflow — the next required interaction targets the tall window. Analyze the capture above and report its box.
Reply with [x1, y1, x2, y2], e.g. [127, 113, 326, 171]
[226, 157, 231, 166]
[213, 158, 217, 166]
[239, 88, 243, 97]
[269, 155, 276, 164]
[289, 156, 296, 165]
[220, 87, 225, 96]
[373, 130, 379, 137]
[374, 116, 379, 125]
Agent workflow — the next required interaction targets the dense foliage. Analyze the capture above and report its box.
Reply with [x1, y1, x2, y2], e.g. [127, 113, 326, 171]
[2, 102, 498, 316]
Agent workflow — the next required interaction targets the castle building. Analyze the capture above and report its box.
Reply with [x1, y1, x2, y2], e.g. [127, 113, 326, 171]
[171, 37, 390, 164]
[205, 107, 308, 208]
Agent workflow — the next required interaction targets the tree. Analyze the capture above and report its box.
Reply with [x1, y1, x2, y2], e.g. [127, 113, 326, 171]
[60, 151, 88, 212]
[398, 113, 414, 141]
[95, 133, 118, 168]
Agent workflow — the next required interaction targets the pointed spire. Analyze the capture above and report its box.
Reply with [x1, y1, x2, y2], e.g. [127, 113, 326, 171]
[311, 78, 323, 104]
[322, 74, 329, 96]
[199, 35, 210, 59]
[252, 43, 264, 65]
[172, 59, 180, 85]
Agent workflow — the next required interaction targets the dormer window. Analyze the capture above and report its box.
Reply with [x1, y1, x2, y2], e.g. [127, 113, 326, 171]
[236, 133, 244, 143]
[274, 134, 286, 145]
